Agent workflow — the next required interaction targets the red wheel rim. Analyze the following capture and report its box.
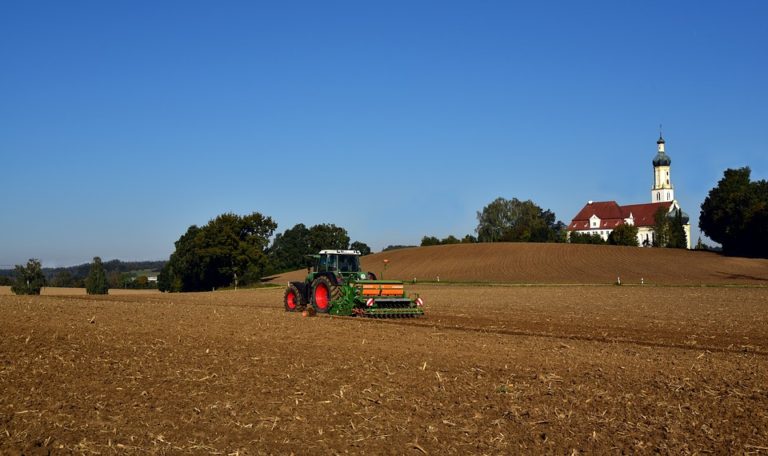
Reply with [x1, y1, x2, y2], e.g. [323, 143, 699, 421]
[286, 291, 296, 310]
[314, 283, 329, 309]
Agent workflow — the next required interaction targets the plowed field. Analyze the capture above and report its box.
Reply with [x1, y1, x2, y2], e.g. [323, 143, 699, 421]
[2, 285, 767, 454]
[270, 243, 768, 285]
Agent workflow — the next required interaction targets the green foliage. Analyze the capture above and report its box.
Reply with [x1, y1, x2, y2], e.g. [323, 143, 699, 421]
[476, 197, 565, 243]
[11, 259, 46, 295]
[350, 241, 371, 255]
[85, 256, 109, 295]
[421, 236, 440, 246]
[461, 234, 477, 243]
[268, 223, 357, 274]
[307, 223, 350, 252]
[0, 275, 12, 286]
[652, 207, 670, 247]
[159, 212, 278, 292]
[668, 209, 688, 249]
[700, 167, 768, 257]
[608, 224, 639, 246]
[568, 231, 607, 245]
[382, 245, 416, 251]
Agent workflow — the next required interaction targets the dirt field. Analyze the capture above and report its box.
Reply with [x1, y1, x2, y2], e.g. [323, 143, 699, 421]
[270, 243, 768, 285]
[2, 284, 767, 454]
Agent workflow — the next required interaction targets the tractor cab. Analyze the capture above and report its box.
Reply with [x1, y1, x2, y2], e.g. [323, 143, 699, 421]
[309, 249, 371, 282]
[315, 250, 361, 273]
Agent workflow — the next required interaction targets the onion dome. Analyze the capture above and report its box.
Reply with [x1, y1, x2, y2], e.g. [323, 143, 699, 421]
[653, 134, 671, 166]
[653, 151, 671, 166]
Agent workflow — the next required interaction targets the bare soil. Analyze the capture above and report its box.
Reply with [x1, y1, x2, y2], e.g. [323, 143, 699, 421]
[2, 285, 767, 454]
[270, 243, 768, 285]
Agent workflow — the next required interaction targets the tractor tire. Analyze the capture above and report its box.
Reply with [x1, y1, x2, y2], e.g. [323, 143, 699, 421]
[284, 283, 305, 312]
[367, 271, 377, 280]
[311, 276, 339, 314]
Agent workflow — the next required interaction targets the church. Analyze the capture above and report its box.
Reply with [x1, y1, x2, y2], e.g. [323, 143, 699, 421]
[567, 134, 692, 248]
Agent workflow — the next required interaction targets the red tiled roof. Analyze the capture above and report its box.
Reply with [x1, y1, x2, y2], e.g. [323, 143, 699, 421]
[621, 202, 672, 227]
[568, 201, 673, 231]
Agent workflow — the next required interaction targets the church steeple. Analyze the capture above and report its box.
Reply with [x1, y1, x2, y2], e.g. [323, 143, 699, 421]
[651, 132, 674, 202]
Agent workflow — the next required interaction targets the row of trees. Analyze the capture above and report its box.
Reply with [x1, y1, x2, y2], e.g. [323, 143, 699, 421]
[157, 213, 372, 292]
[9, 257, 111, 295]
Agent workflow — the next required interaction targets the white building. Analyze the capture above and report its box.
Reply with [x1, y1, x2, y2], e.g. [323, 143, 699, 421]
[568, 134, 692, 248]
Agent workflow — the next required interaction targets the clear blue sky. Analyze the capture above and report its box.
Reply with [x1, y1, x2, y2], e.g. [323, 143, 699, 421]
[2, 1, 767, 267]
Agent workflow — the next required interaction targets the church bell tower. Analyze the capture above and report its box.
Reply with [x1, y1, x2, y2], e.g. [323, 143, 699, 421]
[651, 133, 674, 203]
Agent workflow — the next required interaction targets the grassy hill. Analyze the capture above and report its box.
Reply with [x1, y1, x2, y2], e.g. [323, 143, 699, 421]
[268, 243, 768, 286]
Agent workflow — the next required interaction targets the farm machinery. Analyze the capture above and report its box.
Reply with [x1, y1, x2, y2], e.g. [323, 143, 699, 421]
[283, 249, 424, 317]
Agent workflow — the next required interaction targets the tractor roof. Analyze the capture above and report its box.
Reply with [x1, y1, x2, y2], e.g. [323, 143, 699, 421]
[319, 249, 361, 256]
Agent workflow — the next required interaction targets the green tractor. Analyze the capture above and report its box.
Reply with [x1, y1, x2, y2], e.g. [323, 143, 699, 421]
[283, 249, 424, 317]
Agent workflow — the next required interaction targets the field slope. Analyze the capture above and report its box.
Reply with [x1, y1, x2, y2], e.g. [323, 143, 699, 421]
[270, 243, 768, 285]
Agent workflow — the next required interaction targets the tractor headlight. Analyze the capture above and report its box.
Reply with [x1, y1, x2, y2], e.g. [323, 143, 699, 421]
[360, 273, 367, 280]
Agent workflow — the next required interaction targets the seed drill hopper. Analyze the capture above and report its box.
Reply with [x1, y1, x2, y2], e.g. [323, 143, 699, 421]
[283, 249, 424, 317]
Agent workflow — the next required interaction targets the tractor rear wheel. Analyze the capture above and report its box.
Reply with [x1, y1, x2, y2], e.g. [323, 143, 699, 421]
[284, 283, 304, 312]
[311, 276, 339, 313]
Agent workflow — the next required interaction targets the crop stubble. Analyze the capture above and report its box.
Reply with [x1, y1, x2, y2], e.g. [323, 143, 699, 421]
[1, 285, 767, 454]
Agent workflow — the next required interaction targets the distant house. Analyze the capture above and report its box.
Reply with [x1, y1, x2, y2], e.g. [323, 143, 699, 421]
[568, 134, 691, 248]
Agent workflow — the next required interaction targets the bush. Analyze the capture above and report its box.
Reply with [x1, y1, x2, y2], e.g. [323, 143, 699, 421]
[85, 257, 109, 295]
[11, 259, 46, 295]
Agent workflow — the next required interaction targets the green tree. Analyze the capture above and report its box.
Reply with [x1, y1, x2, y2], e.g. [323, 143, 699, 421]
[700, 167, 768, 257]
[667, 209, 688, 249]
[441, 235, 460, 245]
[608, 224, 639, 246]
[85, 256, 109, 295]
[307, 223, 350, 253]
[269, 223, 311, 272]
[476, 197, 565, 243]
[350, 241, 371, 255]
[461, 234, 477, 243]
[568, 231, 607, 245]
[652, 207, 670, 247]
[159, 212, 278, 292]
[421, 236, 441, 246]
[11, 259, 46, 295]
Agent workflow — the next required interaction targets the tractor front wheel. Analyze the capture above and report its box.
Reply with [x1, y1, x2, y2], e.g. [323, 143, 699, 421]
[311, 276, 339, 313]
[284, 283, 305, 312]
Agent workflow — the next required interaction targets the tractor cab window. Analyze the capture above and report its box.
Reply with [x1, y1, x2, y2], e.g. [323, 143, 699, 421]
[318, 254, 339, 272]
[338, 255, 360, 273]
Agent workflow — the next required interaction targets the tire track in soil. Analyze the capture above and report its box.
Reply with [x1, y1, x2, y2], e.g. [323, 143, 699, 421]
[331, 315, 768, 356]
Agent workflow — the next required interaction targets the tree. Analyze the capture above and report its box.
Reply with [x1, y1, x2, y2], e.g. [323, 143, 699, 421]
[421, 236, 441, 246]
[461, 234, 477, 243]
[269, 223, 311, 272]
[700, 167, 768, 257]
[268, 223, 358, 274]
[608, 224, 639, 246]
[159, 212, 278, 292]
[11, 259, 46, 295]
[652, 207, 670, 247]
[350, 241, 371, 255]
[307, 223, 350, 252]
[476, 197, 565, 243]
[441, 235, 460, 245]
[667, 209, 688, 249]
[85, 256, 109, 295]
[568, 232, 606, 245]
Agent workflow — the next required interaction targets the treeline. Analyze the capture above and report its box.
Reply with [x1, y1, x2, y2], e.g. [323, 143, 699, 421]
[421, 197, 566, 247]
[158, 213, 371, 292]
[0, 259, 166, 288]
